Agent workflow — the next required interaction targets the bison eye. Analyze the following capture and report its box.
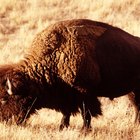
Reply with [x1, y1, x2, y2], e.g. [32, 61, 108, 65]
[1, 79, 7, 87]
[1, 80, 8, 91]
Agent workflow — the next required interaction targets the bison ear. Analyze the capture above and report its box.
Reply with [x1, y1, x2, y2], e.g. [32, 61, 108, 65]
[6, 78, 13, 95]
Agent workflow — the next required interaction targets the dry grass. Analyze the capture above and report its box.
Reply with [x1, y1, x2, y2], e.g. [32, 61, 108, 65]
[0, 0, 140, 139]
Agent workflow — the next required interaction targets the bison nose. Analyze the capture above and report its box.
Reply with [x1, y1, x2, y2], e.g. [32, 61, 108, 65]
[0, 98, 7, 106]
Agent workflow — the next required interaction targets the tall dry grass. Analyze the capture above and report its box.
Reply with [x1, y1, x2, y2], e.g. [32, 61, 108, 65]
[0, 0, 140, 139]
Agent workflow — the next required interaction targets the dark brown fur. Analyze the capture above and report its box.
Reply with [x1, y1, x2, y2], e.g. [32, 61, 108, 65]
[0, 19, 140, 130]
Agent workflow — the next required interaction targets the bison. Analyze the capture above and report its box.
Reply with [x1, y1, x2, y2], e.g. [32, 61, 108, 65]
[0, 19, 140, 130]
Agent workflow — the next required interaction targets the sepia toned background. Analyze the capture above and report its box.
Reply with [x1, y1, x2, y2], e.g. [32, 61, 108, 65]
[0, 0, 140, 139]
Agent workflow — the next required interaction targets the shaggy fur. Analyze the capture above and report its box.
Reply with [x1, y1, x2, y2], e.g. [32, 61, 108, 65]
[0, 19, 140, 129]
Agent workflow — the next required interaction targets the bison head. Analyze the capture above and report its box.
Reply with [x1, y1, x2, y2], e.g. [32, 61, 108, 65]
[0, 65, 38, 124]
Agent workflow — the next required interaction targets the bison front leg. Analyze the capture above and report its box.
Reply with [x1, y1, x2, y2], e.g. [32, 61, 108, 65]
[80, 95, 102, 131]
[80, 102, 92, 130]
[59, 113, 70, 130]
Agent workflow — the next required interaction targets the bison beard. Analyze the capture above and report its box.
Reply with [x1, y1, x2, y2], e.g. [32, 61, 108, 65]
[0, 95, 36, 124]
[0, 19, 140, 130]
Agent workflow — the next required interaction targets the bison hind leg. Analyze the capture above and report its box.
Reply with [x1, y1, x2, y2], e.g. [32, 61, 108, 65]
[130, 90, 140, 123]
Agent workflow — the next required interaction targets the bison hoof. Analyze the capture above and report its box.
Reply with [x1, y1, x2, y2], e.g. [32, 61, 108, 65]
[59, 123, 69, 131]
[81, 125, 92, 133]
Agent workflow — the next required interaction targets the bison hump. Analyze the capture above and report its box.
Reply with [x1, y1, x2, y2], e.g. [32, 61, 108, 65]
[26, 22, 107, 87]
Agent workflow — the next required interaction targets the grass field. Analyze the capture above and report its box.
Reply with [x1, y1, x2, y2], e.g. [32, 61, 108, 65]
[0, 0, 140, 139]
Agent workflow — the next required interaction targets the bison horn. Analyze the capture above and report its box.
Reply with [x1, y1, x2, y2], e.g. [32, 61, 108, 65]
[6, 78, 13, 95]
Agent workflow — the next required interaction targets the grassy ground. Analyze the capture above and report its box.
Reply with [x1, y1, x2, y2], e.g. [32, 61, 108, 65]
[0, 0, 140, 139]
